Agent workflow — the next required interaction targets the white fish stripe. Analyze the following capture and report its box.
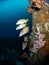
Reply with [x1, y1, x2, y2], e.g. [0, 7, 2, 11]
[16, 24, 26, 30]
[16, 19, 29, 25]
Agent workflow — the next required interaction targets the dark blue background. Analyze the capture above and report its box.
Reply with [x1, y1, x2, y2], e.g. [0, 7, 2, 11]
[0, 0, 49, 65]
[0, 0, 49, 39]
[0, 0, 32, 39]
[0, 0, 32, 64]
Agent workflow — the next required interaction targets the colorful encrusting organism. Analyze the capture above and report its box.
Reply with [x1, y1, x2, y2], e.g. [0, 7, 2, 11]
[16, 0, 49, 64]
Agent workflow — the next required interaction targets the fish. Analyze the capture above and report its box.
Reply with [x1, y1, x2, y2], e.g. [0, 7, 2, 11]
[19, 26, 29, 37]
[16, 24, 26, 30]
[22, 42, 28, 50]
[16, 19, 29, 25]
[44, 22, 49, 31]
[22, 37, 28, 50]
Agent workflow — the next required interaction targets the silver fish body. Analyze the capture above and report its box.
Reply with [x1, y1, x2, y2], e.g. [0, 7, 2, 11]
[16, 24, 26, 30]
[16, 19, 29, 25]
[19, 26, 29, 37]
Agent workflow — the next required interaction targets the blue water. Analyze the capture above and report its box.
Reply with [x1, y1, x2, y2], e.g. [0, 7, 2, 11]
[0, 0, 32, 64]
[0, 0, 32, 38]
[0, 0, 49, 65]
[0, 0, 49, 38]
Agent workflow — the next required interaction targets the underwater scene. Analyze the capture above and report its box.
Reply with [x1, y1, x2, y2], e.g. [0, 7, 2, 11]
[0, 0, 49, 65]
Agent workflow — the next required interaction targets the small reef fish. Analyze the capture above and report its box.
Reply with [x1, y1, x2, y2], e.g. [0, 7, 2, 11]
[16, 24, 26, 30]
[22, 42, 28, 50]
[44, 22, 49, 31]
[22, 37, 28, 50]
[19, 26, 29, 37]
[16, 19, 29, 25]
